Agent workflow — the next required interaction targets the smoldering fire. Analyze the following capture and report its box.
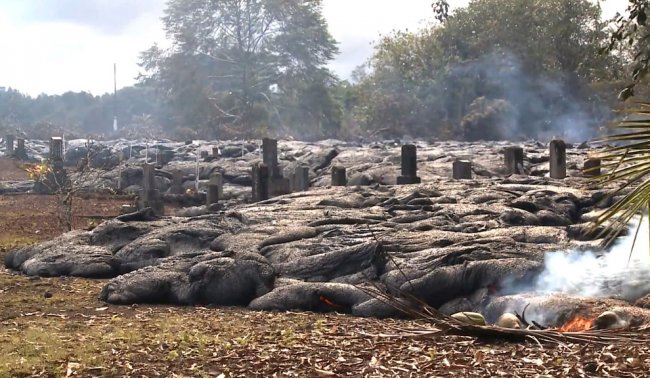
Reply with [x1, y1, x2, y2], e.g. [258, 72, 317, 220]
[531, 216, 650, 302]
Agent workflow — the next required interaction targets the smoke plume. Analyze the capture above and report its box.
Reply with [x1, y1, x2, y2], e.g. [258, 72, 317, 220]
[452, 51, 607, 143]
[532, 216, 650, 302]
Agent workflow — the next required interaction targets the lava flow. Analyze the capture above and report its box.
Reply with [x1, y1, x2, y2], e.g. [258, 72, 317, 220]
[558, 315, 594, 332]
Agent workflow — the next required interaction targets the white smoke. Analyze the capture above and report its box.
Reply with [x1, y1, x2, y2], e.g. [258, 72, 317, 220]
[533, 215, 650, 302]
[451, 51, 604, 143]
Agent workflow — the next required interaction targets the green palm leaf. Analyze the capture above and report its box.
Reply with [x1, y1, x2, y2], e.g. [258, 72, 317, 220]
[592, 101, 650, 254]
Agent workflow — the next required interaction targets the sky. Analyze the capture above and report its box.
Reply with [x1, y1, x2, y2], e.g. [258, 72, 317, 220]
[0, 0, 626, 96]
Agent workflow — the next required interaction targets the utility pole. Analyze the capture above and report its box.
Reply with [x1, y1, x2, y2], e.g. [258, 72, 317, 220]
[113, 63, 118, 132]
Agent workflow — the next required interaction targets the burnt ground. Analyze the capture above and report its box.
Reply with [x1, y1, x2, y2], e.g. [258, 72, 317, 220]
[1, 164, 650, 376]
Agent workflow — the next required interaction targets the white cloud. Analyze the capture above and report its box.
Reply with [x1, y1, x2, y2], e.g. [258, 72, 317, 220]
[7, 0, 165, 35]
[324, 0, 626, 80]
[0, 0, 630, 95]
[323, 0, 441, 79]
[0, 1, 165, 96]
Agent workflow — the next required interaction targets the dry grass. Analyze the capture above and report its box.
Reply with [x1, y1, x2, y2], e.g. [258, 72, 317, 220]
[3, 266, 650, 377]
[1, 194, 650, 376]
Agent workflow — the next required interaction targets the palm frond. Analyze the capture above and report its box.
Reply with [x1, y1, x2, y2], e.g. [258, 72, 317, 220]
[592, 101, 650, 251]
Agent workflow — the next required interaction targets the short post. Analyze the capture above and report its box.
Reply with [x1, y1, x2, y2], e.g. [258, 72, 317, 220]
[549, 139, 567, 179]
[331, 165, 347, 186]
[15, 138, 27, 160]
[50, 137, 64, 162]
[206, 172, 223, 206]
[212, 147, 219, 157]
[142, 163, 155, 194]
[77, 157, 88, 172]
[160, 150, 174, 165]
[194, 153, 200, 192]
[117, 164, 122, 190]
[262, 138, 280, 178]
[583, 158, 601, 177]
[452, 160, 472, 179]
[293, 166, 310, 192]
[5, 135, 14, 156]
[49, 137, 65, 180]
[396, 144, 421, 185]
[252, 163, 270, 202]
[118, 168, 127, 191]
[504, 146, 524, 175]
[139, 163, 164, 215]
[170, 169, 184, 194]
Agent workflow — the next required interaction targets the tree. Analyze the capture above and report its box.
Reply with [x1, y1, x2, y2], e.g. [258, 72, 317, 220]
[0, 86, 164, 139]
[139, 0, 339, 139]
[350, 0, 618, 140]
[431, 0, 450, 23]
[605, 1, 650, 100]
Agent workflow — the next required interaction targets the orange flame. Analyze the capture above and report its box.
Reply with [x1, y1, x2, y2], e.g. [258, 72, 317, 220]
[558, 315, 593, 332]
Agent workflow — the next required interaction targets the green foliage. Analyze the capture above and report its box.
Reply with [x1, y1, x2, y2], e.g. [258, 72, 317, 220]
[0, 86, 163, 138]
[351, 0, 622, 140]
[140, 0, 340, 139]
[605, 1, 650, 99]
[441, 0, 612, 80]
[461, 97, 515, 141]
[431, 0, 450, 23]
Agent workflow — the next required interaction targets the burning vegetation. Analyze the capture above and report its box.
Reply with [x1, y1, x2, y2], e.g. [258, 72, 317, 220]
[559, 315, 594, 333]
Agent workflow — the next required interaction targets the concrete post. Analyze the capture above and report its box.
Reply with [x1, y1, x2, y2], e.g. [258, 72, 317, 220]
[331, 165, 347, 186]
[15, 138, 26, 160]
[160, 150, 174, 165]
[262, 138, 280, 178]
[118, 169, 127, 191]
[206, 172, 223, 205]
[142, 163, 155, 193]
[140, 163, 164, 215]
[252, 163, 270, 202]
[77, 158, 88, 172]
[5, 135, 14, 156]
[583, 158, 601, 177]
[50, 137, 64, 162]
[396, 144, 421, 185]
[549, 139, 567, 179]
[260, 138, 290, 195]
[401, 144, 417, 177]
[504, 146, 524, 175]
[453, 160, 472, 179]
[293, 166, 310, 192]
[170, 169, 184, 194]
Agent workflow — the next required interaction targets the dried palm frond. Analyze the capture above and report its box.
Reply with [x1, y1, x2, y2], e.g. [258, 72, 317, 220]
[359, 286, 650, 346]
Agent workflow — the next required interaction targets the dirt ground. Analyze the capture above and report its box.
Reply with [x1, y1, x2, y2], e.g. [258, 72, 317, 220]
[0, 159, 30, 181]
[1, 163, 649, 376]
